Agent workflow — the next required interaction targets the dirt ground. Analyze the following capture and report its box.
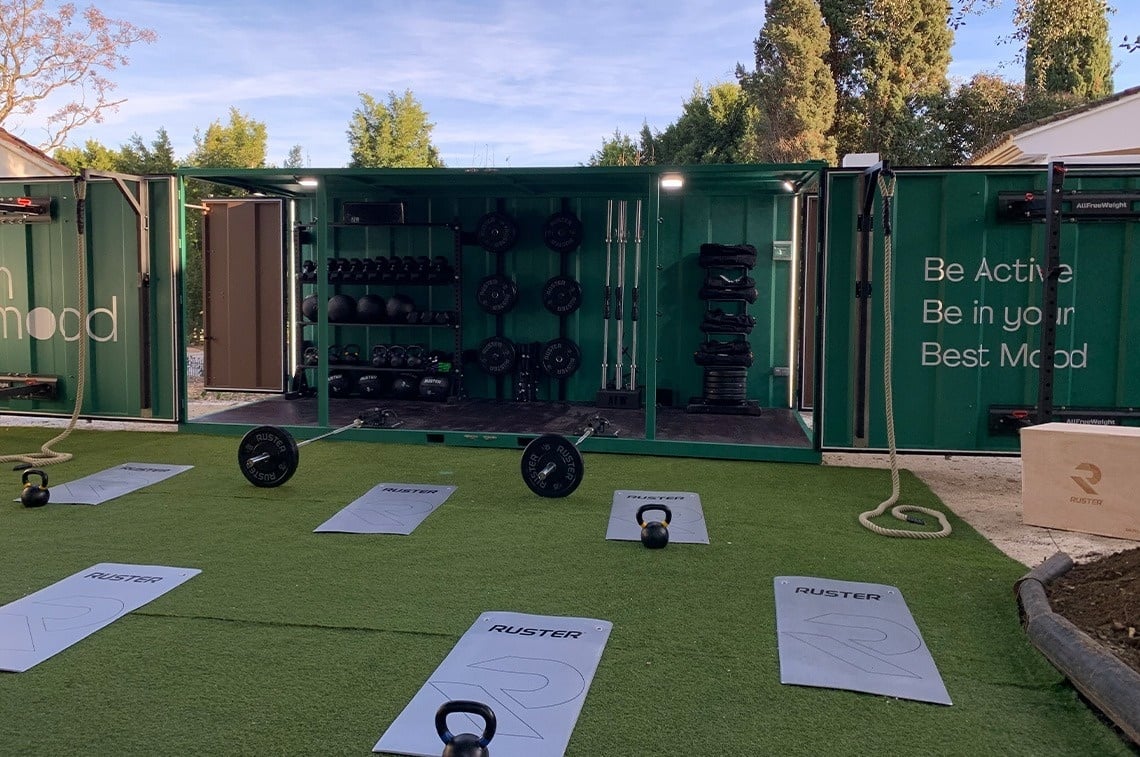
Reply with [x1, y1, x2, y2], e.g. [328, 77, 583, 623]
[1048, 547, 1140, 677]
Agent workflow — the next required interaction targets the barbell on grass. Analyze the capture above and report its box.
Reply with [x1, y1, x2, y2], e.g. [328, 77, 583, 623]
[237, 408, 401, 487]
[519, 416, 610, 498]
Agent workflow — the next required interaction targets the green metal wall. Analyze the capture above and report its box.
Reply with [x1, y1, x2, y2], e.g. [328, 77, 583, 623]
[820, 166, 1140, 452]
[0, 176, 179, 420]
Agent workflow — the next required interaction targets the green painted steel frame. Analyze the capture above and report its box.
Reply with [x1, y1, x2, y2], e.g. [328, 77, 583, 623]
[176, 163, 824, 464]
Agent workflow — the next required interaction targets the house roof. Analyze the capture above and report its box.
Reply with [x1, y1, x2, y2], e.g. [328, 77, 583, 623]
[0, 127, 71, 176]
[969, 85, 1140, 165]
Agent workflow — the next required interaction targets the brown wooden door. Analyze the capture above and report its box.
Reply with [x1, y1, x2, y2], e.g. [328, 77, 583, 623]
[203, 199, 285, 391]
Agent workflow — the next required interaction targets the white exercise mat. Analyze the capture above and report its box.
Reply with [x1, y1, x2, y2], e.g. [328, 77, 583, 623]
[374, 610, 613, 756]
[0, 563, 201, 672]
[605, 490, 709, 543]
[30, 463, 194, 505]
[314, 483, 456, 534]
[774, 576, 952, 705]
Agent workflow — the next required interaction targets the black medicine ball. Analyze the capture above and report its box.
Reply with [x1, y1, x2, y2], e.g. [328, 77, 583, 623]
[357, 293, 386, 323]
[328, 294, 357, 323]
[301, 294, 319, 322]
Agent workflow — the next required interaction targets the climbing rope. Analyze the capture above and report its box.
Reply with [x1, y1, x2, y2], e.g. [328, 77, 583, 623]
[858, 172, 952, 539]
[2, 176, 88, 470]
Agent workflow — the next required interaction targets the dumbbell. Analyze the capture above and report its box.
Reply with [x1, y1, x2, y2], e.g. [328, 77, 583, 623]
[519, 416, 609, 497]
[236, 408, 402, 487]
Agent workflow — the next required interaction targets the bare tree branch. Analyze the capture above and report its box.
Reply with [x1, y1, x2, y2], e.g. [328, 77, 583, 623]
[0, 0, 155, 150]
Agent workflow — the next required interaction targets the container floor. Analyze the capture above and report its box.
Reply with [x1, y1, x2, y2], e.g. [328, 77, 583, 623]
[189, 396, 813, 448]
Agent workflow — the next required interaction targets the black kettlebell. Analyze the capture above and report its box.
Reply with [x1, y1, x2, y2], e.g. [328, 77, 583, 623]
[21, 469, 50, 508]
[436, 700, 496, 757]
[636, 504, 671, 549]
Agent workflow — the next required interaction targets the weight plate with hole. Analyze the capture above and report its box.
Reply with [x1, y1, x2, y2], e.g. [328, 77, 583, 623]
[475, 210, 520, 253]
[238, 425, 300, 488]
[477, 336, 518, 376]
[541, 275, 582, 315]
[539, 337, 582, 378]
[475, 274, 519, 314]
[542, 210, 583, 253]
[520, 433, 584, 497]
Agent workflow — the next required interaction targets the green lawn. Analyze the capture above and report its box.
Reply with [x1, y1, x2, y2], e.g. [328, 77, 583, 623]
[0, 427, 1133, 755]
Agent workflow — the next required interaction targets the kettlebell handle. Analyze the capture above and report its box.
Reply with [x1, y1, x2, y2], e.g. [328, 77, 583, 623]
[636, 503, 671, 527]
[22, 468, 48, 488]
[435, 699, 496, 747]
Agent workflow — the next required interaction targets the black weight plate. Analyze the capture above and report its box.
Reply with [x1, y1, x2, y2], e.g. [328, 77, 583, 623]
[475, 274, 519, 314]
[477, 336, 517, 376]
[704, 369, 749, 379]
[540, 337, 582, 378]
[541, 275, 582, 315]
[704, 380, 748, 392]
[520, 433, 584, 498]
[475, 210, 520, 253]
[542, 211, 583, 253]
[238, 425, 300, 488]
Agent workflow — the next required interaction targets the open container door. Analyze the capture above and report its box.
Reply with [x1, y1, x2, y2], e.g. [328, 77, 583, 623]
[1, 172, 180, 421]
[202, 198, 286, 392]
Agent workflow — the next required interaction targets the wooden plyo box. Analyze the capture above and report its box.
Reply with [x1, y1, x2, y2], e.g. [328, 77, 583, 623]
[1020, 422, 1140, 541]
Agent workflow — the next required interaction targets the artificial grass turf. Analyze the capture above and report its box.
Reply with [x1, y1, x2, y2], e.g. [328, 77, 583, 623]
[0, 427, 1134, 755]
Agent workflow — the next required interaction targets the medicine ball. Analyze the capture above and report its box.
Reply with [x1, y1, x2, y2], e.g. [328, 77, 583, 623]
[328, 293, 357, 323]
[418, 375, 451, 401]
[328, 371, 354, 397]
[300, 294, 319, 322]
[357, 293, 386, 323]
[391, 374, 418, 398]
[357, 373, 386, 397]
[386, 293, 415, 321]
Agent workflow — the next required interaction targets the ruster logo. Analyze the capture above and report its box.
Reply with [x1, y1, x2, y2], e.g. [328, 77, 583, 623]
[1070, 462, 1101, 495]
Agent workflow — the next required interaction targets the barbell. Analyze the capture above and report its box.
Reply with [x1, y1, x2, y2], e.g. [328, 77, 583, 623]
[237, 408, 402, 487]
[519, 416, 610, 498]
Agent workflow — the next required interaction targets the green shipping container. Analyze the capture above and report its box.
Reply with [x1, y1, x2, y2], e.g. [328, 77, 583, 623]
[820, 165, 1140, 453]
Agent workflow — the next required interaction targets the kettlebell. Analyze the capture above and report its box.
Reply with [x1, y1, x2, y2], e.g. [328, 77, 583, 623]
[21, 469, 50, 508]
[436, 699, 496, 757]
[636, 504, 671, 549]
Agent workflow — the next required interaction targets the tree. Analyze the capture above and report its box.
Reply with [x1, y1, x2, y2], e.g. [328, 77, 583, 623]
[346, 90, 443, 168]
[820, 0, 954, 160]
[52, 138, 121, 172]
[283, 144, 306, 168]
[652, 81, 749, 164]
[117, 128, 176, 174]
[0, 0, 156, 151]
[739, 0, 837, 164]
[587, 128, 645, 166]
[1023, 0, 1113, 98]
[187, 107, 268, 169]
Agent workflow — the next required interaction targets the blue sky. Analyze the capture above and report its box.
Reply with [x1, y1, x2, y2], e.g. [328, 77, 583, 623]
[13, 0, 1140, 167]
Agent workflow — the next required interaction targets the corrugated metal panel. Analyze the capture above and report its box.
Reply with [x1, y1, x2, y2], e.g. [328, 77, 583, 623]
[821, 166, 1140, 452]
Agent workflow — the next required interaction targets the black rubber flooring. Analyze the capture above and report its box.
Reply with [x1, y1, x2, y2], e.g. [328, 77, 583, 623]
[191, 396, 812, 448]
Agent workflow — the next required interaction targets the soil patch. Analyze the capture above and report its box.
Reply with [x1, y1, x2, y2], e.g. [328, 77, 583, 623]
[1048, 546, 1140, 677]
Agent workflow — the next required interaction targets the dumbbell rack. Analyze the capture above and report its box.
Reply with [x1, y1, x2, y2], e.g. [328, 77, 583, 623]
[293, 218, 465, 403]
[686, 245, 762, 415]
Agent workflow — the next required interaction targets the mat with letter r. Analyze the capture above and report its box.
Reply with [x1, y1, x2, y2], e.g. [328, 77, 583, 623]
[605, 490, 709, 543]
[774, 576, 951, 705]
[374, 610, 612, 756]
[25, 463, 194, 505]
[314, 483, 456, 534]
[0, 563, 201, 672]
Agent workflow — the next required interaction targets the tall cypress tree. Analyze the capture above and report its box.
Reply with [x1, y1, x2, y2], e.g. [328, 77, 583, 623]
[1023, 0, 1114, 99]
[820, 0, 953, 160]
[740, 0, 837, 164]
